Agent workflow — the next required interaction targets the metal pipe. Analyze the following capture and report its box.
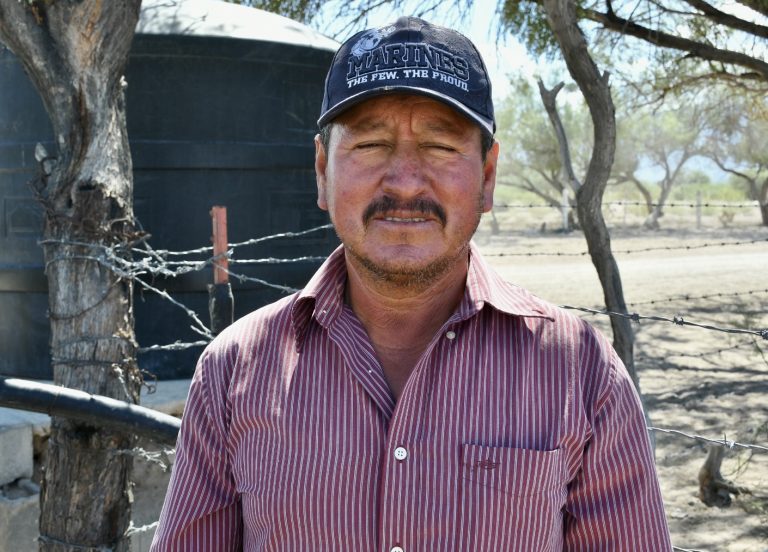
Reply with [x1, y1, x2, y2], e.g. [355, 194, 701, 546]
[0, 376, 180, 444]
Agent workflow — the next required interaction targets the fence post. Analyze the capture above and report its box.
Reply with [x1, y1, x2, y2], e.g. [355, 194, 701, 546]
[209, 206, 234, 335]
[561, 188, 570, 232]
[696, 191, 702, 229]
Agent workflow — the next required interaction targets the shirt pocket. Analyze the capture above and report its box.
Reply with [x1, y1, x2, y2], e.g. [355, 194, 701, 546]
[459, 443, 567, 551]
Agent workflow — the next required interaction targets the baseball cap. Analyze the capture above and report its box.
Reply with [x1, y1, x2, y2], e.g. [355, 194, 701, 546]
[317, 16, 495, 136]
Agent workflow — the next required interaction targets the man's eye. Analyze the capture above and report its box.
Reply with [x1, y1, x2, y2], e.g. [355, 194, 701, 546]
[356, 142, 386, 149]
[425, 143, 457, 152]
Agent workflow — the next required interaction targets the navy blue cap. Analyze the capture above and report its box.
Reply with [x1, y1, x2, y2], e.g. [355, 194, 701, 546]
[318, 17, 495, 136]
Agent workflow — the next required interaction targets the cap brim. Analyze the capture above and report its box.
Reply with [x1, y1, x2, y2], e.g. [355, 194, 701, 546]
[317, 85, 495, 136]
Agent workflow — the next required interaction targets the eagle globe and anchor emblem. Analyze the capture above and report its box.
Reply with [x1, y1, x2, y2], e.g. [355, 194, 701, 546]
[350, 25, 397, 57]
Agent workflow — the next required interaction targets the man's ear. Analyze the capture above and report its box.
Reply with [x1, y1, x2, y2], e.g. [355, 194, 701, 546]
[481, 141, 499, 213]
[314, 134, 328, 211]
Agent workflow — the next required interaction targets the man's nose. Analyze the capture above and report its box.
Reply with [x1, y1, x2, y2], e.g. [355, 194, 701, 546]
[381, 142, 428, 196]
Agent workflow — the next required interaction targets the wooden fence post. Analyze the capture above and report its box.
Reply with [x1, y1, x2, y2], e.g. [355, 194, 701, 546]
[209, 206, 234, 335]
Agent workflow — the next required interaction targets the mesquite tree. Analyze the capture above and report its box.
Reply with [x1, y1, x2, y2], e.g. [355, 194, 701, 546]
[0, 1, 142, 550]
[539, 0, 638, 388]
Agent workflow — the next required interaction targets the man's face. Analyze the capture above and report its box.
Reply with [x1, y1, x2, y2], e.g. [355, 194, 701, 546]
[314, 94, 498, 288]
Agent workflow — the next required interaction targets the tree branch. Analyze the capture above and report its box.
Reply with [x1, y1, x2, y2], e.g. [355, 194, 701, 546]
[537, 79, 583, 193]
[583, 6, 768, 81]
[532, 166, 565, 192]
[0, 1, 69, 125]
[682, 0, 768, 38]
[629, 176, 654, 213]
[708, 153, 755, 184]
[498, 175, 562, 207]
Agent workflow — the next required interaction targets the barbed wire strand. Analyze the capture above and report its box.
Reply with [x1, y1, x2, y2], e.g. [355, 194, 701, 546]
[97, 252, 214, 340]
[133, 277, 213, 340]
[136, 252, 228, 270]
[138, 340, 210, 353]
[222, 265, 301, 294]
[560, 304, 768, 341]
[114, 447, 175, 472]
[485, 238, 768, 257]
[627, 288, 768, 308]
[229, 255, 327, 265]
[124, 521, 160, 537]
[141, 223, 334, 257]
[648, 426, 768, 453]
[494, 201, 760, 209]
[664, 339, 759, 359]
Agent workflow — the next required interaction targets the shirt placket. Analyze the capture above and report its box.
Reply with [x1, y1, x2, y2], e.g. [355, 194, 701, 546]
[325, 302, 474, 552]
[324, 306, 397, 418]
[377, 319, 465, 552]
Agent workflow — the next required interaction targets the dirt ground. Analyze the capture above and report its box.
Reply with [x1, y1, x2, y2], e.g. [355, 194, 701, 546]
[476, 216, 768, 552]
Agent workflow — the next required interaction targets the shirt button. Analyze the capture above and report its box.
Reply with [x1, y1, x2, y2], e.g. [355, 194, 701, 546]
[445, 330, 456, 340]
[391, 547, 404, 552]
[393, 446, 408, 461]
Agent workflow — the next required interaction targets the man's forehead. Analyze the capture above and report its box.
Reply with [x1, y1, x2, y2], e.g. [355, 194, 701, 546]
[336, 94, 479, 134]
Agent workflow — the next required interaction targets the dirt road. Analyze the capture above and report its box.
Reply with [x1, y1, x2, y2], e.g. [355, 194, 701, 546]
[478, 231, 767, 307]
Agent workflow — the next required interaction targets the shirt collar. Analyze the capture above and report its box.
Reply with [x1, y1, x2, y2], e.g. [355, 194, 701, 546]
[458, 242, 554, 322]
[291, 242, 554, 348]
[291, 245, 347, 347]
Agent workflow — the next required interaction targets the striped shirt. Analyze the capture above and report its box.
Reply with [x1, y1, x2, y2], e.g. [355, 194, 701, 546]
[151, 243, 671, 551]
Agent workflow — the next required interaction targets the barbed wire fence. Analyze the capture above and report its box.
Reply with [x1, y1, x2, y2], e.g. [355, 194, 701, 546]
[491, 197, 766, 233]
[29, 202, 768, 549]
[496, 201, 761, 209]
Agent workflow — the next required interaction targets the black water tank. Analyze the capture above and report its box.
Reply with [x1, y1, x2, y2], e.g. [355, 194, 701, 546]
[0, 0, 339, 379]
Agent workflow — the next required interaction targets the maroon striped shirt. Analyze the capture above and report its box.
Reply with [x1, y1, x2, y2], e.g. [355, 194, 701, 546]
[151, 244, 671, 551]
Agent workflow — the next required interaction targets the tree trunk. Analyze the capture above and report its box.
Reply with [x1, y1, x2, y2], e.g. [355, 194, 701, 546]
[707, 155, 767, 227]
[698, 445, 743, 507]
[631, 177, 654, 215]
[643, 178, 674, 229]
[489, 210, 500, 235]
[0, 2, 142, 550]
[644, 150, 692, 230]
[540, 0, 639, 389]
[739, 172, 768, 226]
[537, 79, 581, 195]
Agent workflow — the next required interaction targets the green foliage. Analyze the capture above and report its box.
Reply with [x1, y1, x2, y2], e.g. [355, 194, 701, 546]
[493, 182, 547, 204]
[224, 0, 324, 23]
[495, 72, 758, 205]
[498, 0, 559, 58]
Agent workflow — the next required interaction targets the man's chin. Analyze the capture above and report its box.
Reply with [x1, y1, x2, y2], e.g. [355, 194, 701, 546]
[347, 247, 466, 289]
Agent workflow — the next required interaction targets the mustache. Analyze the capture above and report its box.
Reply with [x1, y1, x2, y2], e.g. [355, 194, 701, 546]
[363, 196, 447, 226]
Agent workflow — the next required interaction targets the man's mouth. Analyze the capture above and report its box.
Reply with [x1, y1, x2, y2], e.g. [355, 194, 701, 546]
[364, 196, 446, 226]
[382, 216, 429, 223]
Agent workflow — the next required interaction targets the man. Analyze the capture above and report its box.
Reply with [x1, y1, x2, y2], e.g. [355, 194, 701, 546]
[152, 17, 672, 551]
